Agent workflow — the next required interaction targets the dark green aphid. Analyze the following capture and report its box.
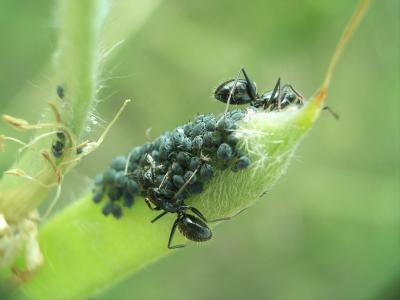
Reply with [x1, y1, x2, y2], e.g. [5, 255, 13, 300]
[191, 122, 206, 137]
[233, 156, 251, 172]
[172, 175, 185, 188]
[107, 187, 123, 201]
[189, 157, 200, 171]
[200, 164, 214, 181]
[52, 140, 65, 158]
[176, 152, 190, 167]
[184, 171, 196, 184]
[217, 143, 232, 161]
[102, 202, 113, 216]
[123, 194, 134, 207]
[182, 137, 193, 152]
[114, 172, 127, 187]
[52, 131, 66, 158]
[171, 162, 184, 175]
[103, 169, 117, 184]
[111, 156, 127, 171]
[56, 85, 65, 99]
[226, 134, 239, 146]
[202, 132, 214, 147]
[192, 136, 203, 151]
[94, 174, 103, 186]
[172, 130, 185, 147]
[126, 179, 140, 195]
[112, 204, 123, 219]
[92, 191, 104, 203]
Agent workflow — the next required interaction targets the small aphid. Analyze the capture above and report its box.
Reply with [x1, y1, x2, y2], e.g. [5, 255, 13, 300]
[217, 143, 232, 161]
[102, 202, 113, 216]
[192, 136, 203, 151]
[111, 156, 128, 171]
[107, 187, 123, 201]
[199, 164, 214, 181]
[56, 85, 65, 99]
[172, 175, 185, 188]
[52, 131, 66, 158]
[111, 204, 122, 219]
[184, 171, 196, 184]
[126, 179, 140, 195]
[92, 190, 104, 203]
[214, 68, 304, 110]
[176, 152, 190, 167]
[171, 162, 184, 175]
[189, 157, 201, 171]
[123, 194, 135, 207]
[103, 168, 117, 184]
[233, 156, 251, 172]
[94, 174, 104, 186]
[51, 140, 64, 158]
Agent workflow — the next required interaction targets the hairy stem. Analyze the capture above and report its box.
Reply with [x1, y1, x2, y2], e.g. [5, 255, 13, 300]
[19, 98, 319, 299]
[0, 0, 108, 223]
[17, 0, 368, 298]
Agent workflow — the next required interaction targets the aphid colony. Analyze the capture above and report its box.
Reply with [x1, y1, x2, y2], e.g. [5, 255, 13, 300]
[91, 68, 304, 248]
[92, 109, 251, 248]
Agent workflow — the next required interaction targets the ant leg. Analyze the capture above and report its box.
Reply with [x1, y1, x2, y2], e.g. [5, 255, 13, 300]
[184, 206, 207, 223]
[241, 68, 257, 101]
[264, 78, 281, 110]
[323, 106, 340, 120]
[168, 218, 185, 249]
[151, 211, 168, 223]
[144, 198, 161, 211]
[207, 207, 249, 223]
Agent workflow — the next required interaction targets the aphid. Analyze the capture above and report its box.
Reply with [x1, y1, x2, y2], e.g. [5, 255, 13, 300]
[56, 85, 65, 99]
[217, 143, 232, 161]
[52, 131, 66, 158]
[214, 68, 304, 110]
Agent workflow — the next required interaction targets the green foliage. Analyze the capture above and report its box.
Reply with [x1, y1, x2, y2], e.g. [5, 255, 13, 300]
[0, 0, 398, 299]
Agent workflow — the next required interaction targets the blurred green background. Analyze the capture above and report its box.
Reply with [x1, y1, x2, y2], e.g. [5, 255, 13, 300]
[0, 0, 398, 299]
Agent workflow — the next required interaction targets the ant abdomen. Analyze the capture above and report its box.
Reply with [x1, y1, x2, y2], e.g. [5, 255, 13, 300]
[178, 214, 212, 242]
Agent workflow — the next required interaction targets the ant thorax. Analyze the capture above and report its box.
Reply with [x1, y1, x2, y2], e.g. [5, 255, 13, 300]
[255, 84, 304, 110]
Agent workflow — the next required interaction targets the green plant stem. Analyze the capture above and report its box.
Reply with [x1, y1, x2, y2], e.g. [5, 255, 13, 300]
[19, 98, 320, 299]
[55, 0, 108, 136]
[15, 1, 368, 298]
[0, 0, 108, 223]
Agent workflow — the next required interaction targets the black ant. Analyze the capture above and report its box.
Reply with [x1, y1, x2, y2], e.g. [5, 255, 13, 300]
[145, 186, 212, 249]
[214, 68, 304, 110]
[215, 68, 339, 119]
[140, 155, 236, 249]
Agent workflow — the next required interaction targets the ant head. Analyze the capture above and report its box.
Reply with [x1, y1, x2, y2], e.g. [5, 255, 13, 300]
[281, 84, 304, 106]
[177, 212, 212, 242]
